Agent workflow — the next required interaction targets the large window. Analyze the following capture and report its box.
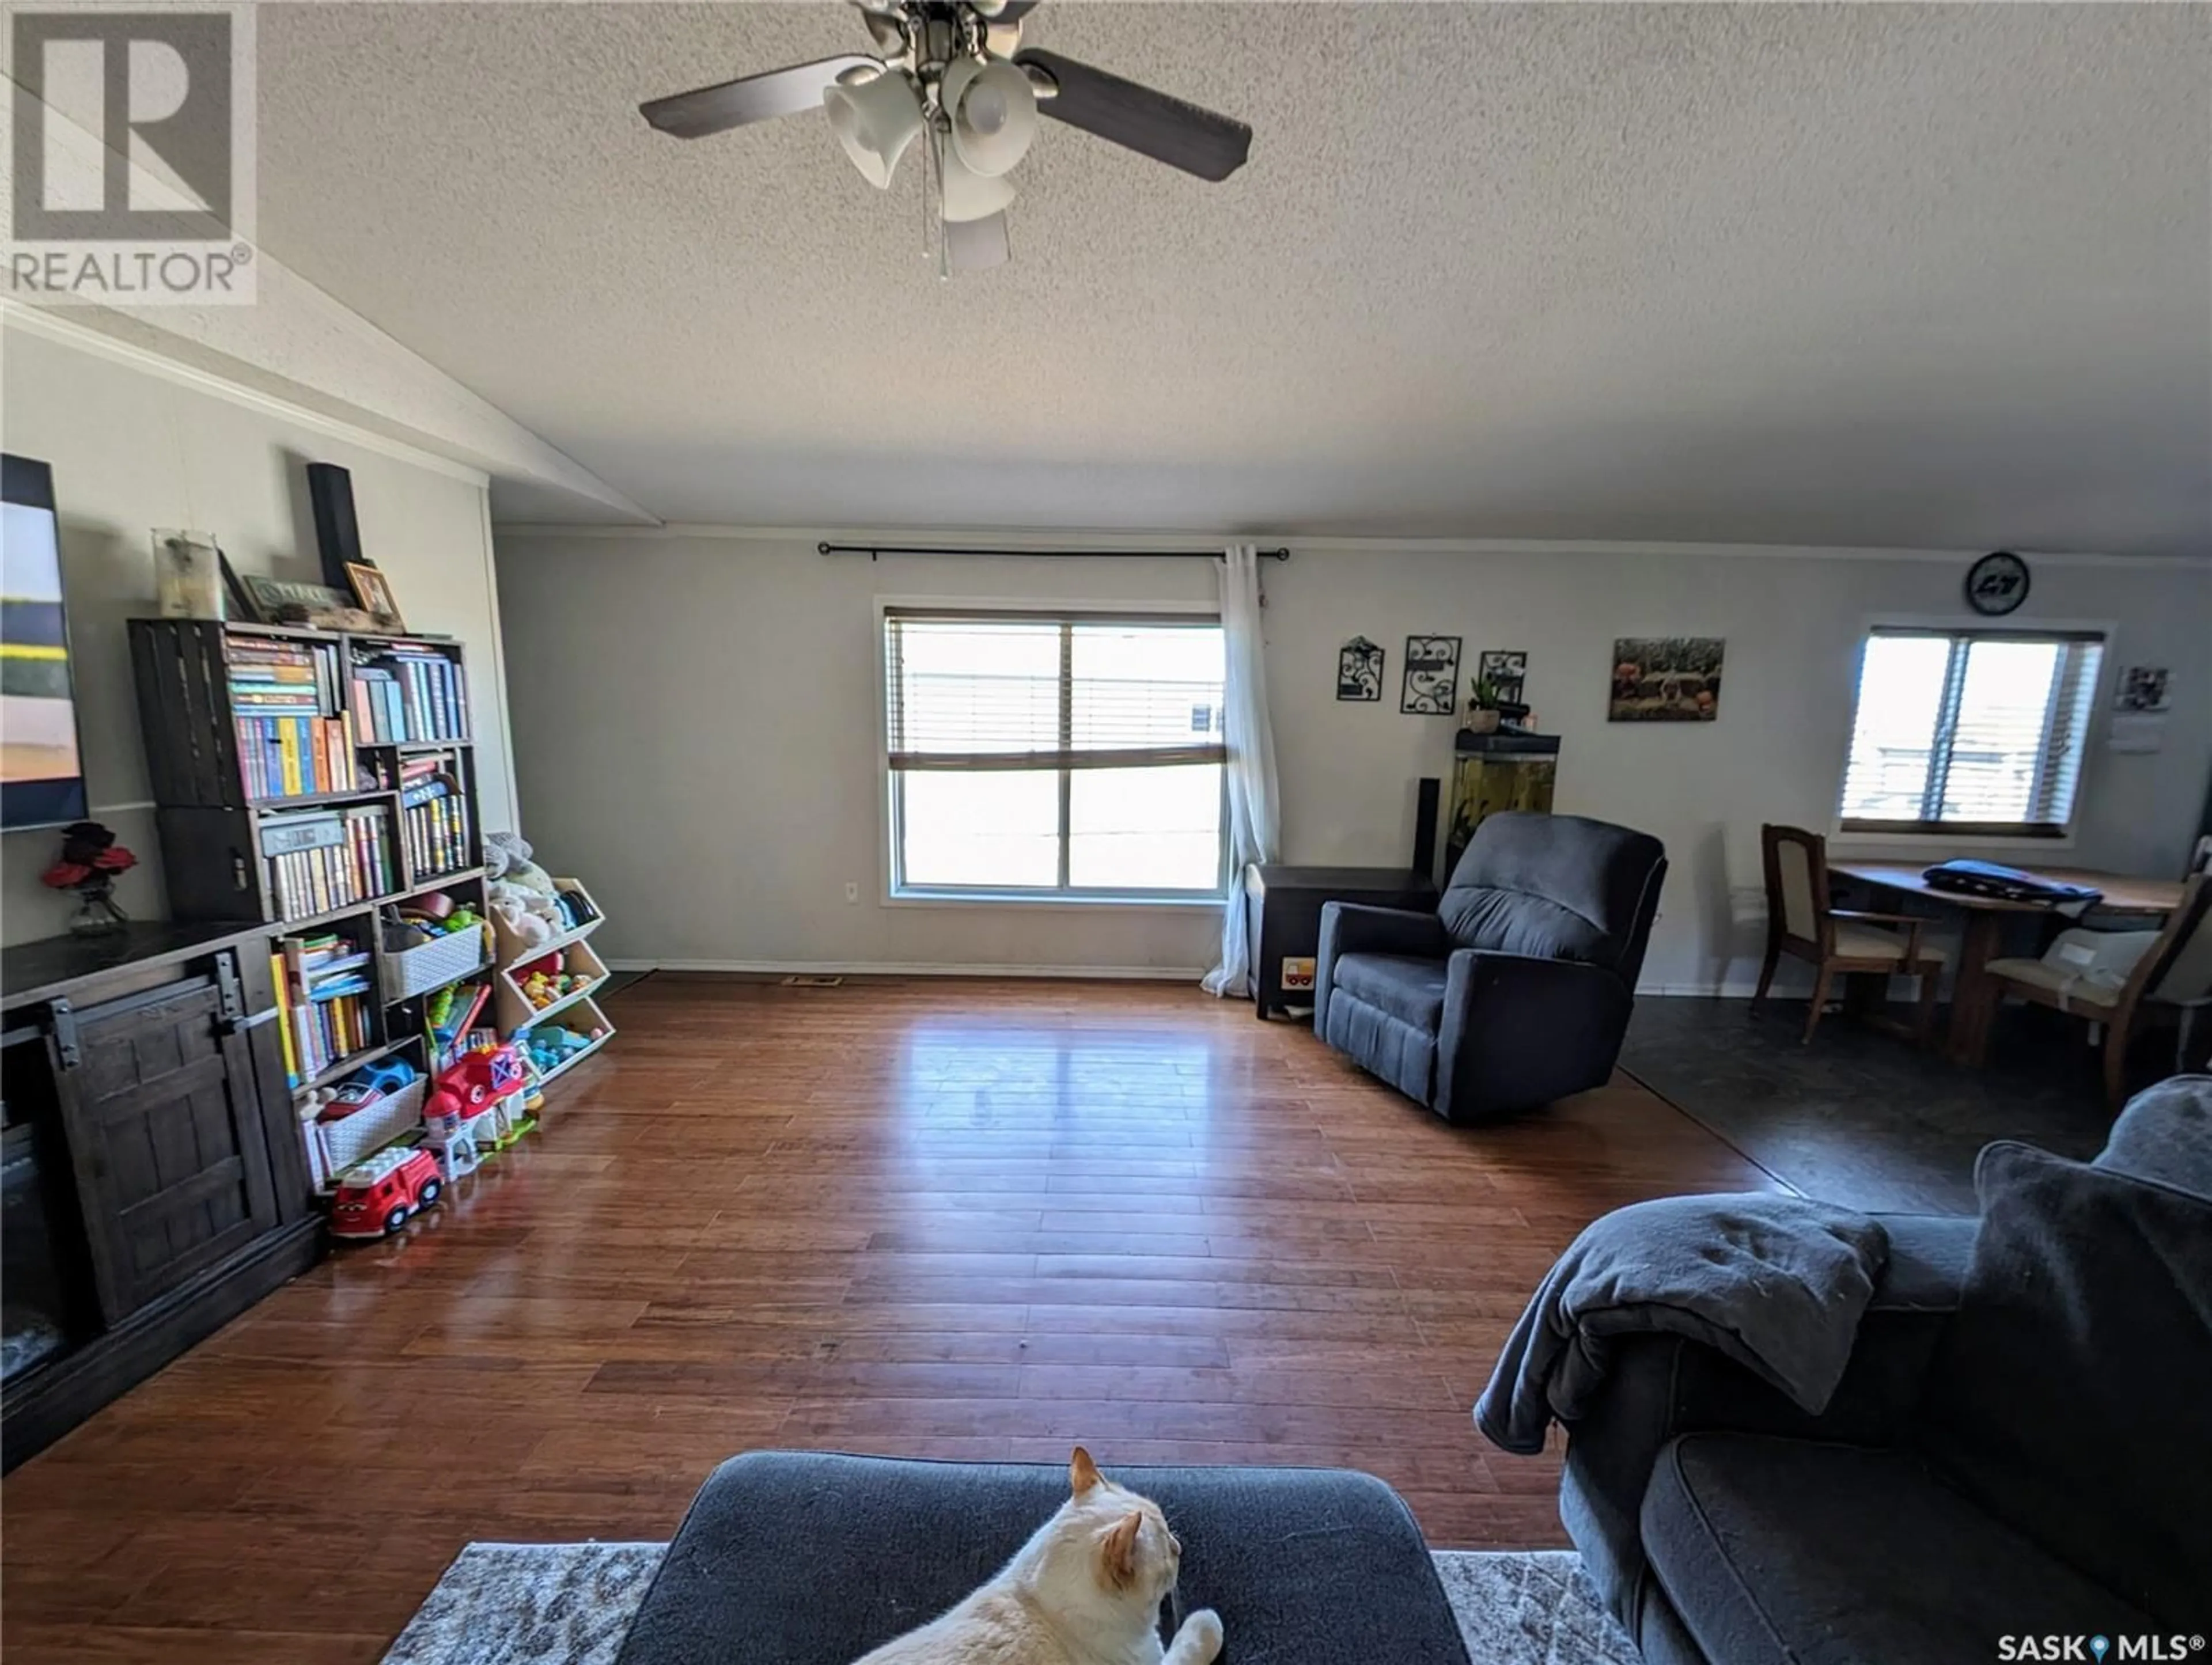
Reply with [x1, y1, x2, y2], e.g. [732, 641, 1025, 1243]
[1838, 627, 2105, 837]
[884, 609, 1228, 898]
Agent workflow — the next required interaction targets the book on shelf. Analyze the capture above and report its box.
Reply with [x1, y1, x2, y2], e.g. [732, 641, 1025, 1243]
[350, 647, 468, 745]
[260, 802, 396, 922]
[400, 764, 472, 878]
[229, 636, 358, 801]
[275, 928, 377, 1087]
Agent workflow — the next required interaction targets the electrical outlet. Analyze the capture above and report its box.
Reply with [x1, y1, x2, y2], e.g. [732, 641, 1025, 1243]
[844, 881, 860, 904]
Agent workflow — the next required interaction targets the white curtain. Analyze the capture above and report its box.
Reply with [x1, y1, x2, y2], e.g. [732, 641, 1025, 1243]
[1202, 544, 1282, 997]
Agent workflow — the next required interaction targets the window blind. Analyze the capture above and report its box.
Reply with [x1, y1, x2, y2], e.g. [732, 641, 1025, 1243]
[1838, 628, 2104, 835]
[884, 612, 1226, 772]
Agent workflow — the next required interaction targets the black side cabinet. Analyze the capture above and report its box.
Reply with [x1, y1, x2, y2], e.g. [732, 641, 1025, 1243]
[1, 923, 321, 1470]
[1244, 864, 1437, 1021]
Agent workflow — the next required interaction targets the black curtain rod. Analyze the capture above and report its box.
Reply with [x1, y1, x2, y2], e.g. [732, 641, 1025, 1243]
[818, 542, 1288, 563]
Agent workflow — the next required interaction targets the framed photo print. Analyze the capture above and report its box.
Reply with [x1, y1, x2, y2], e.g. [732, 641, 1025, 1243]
[346, 562, 405, 628]
[1337, 637, 1384, 701]
[1400, 635, 1461, 715]
[2116, 666, 2171, 713]
[1609, 637, 1724, 722]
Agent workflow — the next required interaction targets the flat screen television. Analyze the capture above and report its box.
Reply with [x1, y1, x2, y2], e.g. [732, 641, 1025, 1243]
[2, 454, 89, 830]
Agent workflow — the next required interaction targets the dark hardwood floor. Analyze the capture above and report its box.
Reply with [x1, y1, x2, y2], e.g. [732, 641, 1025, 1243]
[2, 975, 1777, 1663]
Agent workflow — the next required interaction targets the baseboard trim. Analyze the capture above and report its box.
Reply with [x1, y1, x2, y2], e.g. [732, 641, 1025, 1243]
[1641, 980, 1766, 998]
[601, 958, 1208, 983]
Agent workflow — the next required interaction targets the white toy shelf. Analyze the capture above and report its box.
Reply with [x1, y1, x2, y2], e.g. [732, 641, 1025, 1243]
[491, 876, 618, 1063]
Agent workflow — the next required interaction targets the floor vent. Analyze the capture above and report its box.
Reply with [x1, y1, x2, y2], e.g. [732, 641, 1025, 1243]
[779, 974, 846, 988]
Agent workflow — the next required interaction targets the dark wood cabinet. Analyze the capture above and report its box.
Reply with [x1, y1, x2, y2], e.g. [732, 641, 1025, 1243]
[60, 974, 281, 1323]
[2, 924, 322, 1470]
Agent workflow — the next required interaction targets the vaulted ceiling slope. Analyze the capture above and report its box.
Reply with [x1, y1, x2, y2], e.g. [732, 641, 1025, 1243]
[256, 3, 2211, 554]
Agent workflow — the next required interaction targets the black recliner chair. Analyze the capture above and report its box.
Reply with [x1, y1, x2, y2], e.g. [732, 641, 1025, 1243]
[1313, 812, 1666, 1122]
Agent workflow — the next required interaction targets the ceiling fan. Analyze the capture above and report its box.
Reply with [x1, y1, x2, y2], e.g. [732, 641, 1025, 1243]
[639, 0, 1253, 275]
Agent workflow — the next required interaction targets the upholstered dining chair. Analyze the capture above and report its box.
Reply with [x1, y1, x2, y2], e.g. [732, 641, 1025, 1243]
[1977, 874, 2212, 1110]
[1755, 824, 1945, 1044]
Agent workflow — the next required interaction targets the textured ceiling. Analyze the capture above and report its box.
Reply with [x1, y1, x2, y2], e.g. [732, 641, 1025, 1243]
[255, 3, 2211, 552]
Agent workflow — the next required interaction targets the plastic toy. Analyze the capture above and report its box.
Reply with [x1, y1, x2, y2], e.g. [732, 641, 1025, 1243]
[329, 1145, 442, 1239]
[352, 1056, 418, 1097]
[320, 1080, 384, 1118]
[521, 1026, 592, 1075]
[419, 1094, 483, 1182]
[444, 1042, 525, 1112]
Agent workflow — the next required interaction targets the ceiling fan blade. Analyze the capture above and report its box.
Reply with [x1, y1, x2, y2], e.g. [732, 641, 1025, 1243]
[1014, 49, 1249, 181]
[946, 211, 1010, 272]
[974, 0, 1044, 20]
[641, 55, 880, 139]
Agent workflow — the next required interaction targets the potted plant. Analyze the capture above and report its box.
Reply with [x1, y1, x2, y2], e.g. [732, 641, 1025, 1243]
[42, 821, 137, 935]
[1464, 680, 1505, 735]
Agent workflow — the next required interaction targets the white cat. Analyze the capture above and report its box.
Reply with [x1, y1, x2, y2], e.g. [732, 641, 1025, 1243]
[850, 1448, 1225, 1665]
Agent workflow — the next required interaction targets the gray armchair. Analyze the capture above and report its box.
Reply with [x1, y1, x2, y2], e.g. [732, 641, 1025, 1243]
[1313, 813, 1666, 1123]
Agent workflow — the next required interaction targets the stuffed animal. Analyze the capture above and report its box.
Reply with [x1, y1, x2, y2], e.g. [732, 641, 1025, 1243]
[488, 880, 558, 947]
[486, 831, 556, 897]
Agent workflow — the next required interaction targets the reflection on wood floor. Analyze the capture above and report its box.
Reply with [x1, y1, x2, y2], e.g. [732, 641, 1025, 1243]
[1, 974, 1778, 1663]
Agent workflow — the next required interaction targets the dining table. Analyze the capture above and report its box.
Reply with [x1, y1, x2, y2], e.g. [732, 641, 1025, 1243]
[1826, 861, 2188, 1064]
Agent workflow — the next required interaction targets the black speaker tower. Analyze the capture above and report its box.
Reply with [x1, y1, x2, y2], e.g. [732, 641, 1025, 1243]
[307, 462, 365, 591]
[1412, 777, 1441, 885]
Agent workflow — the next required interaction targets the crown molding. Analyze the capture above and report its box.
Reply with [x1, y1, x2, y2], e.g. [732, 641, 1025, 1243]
[3, 301, 494, 489]
[492, 519, 2209, 570]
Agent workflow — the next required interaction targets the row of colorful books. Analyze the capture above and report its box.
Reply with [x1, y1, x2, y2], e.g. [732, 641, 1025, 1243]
[401, 763, 473, 877]
[237, 712, 359, 800]
[352, 647, 468, 744]
[227, 635, 344, 715]
[271, 931, 376, 1087]
[260, 803, 397, 923]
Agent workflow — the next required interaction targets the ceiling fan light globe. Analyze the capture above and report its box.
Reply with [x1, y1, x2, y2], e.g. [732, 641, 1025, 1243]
[942, 58, 1037, 178]
[823, 71, 923, 189]
[939, 144, 1016, 221]
[965, 85, 1007, 136]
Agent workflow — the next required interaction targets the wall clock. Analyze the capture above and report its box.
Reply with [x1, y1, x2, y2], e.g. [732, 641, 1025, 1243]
[1965, 551, 2030, 616]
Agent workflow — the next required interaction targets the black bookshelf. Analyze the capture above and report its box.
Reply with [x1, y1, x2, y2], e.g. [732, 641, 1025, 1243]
[127, 619, 492, 1103]
[129, 620, 482, 924]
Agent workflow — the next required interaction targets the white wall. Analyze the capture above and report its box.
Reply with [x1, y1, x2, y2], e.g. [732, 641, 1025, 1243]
[0, 316, 521, 945]
[494, 528, 2212, 988]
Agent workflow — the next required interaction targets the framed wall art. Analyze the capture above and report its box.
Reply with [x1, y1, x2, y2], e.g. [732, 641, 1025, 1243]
[1337, 637, 1384, 701]
[1476, 648, 1527, 706]
[1400, 635, 1461, 715]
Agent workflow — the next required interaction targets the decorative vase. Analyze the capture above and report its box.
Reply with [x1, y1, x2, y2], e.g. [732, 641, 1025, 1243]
[1463, 708, 1502, 735]
[68, 882, 129, 936]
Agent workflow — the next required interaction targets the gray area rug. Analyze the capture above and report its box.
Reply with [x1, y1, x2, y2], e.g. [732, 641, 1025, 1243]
[384, 1542, 1634, 1665]
[1620, 993, 2114, 1213]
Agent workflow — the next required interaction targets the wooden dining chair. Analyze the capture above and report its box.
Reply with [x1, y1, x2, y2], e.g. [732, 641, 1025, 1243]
[1976, 874, 2212, 1111]
[1755, 824, 1945, 1045]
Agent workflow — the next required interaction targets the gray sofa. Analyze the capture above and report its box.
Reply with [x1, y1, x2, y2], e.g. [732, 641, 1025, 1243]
[1541, 1076, 2212, 1665]
[1314, 812, 1666, 1122]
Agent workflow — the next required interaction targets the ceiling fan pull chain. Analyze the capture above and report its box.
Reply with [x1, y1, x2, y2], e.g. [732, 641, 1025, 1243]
[930, 120, 950, 281]
[921, 113, 934, 260]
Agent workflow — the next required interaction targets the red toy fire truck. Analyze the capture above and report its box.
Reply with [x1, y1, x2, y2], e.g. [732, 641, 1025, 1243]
[329, 1145, 443, 1239]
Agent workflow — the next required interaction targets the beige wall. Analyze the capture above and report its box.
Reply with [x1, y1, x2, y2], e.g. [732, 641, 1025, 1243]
[495, 529, 2212, 990]
[1, 319, 519, 945]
